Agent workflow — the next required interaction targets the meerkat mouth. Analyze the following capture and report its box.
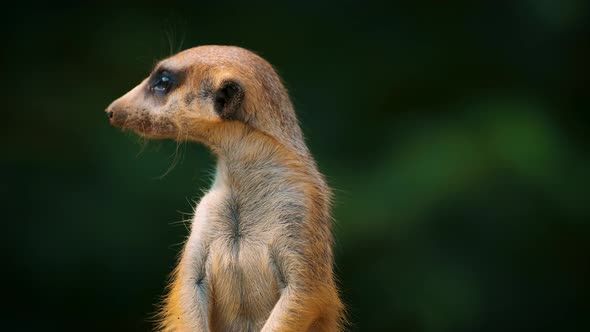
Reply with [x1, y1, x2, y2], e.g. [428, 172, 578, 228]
[110, 110, 177, 139]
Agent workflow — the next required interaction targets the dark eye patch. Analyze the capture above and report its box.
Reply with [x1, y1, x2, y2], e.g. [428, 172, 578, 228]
[147, 67, 184, 96]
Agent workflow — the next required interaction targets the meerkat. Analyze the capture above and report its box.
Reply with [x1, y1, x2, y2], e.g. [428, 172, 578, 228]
[106, 45, 344, 332]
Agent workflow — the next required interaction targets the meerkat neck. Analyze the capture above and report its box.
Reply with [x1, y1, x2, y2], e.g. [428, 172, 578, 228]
[207, 124, 325, 198]
[208, 121, 309, 163]
[256, 104, 311, 159]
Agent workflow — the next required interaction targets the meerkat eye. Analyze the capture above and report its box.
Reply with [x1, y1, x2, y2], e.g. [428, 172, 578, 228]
[148, 69, 176, 95]
[154, 75, 171, 92]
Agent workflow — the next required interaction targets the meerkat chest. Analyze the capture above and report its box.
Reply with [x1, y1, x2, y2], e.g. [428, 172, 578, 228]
[190, 186, 284, 328]
[208, 236, 280, 329]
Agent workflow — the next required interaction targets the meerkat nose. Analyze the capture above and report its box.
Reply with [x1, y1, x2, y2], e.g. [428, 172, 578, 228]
[106, 106, 115, 125]
[106, 105, 121, 126]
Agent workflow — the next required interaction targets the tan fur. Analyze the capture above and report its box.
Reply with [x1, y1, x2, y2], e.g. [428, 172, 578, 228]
[106, 45, 344, 331]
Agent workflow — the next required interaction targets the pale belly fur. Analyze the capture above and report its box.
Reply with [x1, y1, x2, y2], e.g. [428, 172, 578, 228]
[209, 238, 280, 331]
[180, 185, 282, 332]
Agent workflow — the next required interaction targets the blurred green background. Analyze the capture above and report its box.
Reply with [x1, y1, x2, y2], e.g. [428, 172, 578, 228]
[2, 2, 588, 331]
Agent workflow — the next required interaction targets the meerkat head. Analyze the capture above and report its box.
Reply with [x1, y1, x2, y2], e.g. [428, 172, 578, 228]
[106, 45, 306, 154]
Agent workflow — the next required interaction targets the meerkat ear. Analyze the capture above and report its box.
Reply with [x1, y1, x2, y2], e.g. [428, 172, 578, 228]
[214, 80, 244, 120]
